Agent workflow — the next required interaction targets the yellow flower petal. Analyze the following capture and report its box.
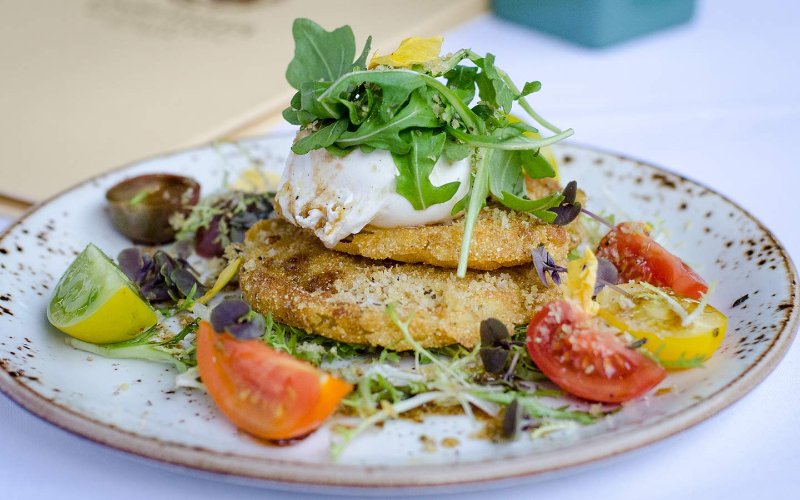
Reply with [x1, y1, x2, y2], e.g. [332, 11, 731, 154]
[565, 248, 599, 315]
[229, 169, 281, 193]
[197, 257, 242, 305]
[369, 36, 444, 69]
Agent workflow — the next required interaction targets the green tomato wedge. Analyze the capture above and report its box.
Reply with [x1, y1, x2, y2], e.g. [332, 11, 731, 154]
[47, 243, 157, 344]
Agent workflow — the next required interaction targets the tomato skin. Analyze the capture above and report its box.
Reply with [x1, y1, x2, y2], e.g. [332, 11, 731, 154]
[196, 321, 352, 441]
[526, 300, 666, 403]
[596, 222, 708, 300]
[597, 283, 727, 368]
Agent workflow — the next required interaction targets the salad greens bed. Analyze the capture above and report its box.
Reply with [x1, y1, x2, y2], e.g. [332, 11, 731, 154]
[67, 281, 610, 459]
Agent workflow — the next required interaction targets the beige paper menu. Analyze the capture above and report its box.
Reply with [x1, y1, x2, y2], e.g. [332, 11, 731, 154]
[0, 0, 485, 203]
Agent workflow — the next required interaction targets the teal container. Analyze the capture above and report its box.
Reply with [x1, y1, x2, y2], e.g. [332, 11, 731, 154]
[492, 0, 696, 48]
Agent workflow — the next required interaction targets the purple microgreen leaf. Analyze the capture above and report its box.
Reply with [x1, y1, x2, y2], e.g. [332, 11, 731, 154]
[210, 300, 266, 340]
[594, 258, 619, 296]
[562, 180, 577, 204]
[550, 267, 563, 286]
[170, 268, 201, 298]
[550, 202, 582, 226]
[479, 318, 513, 373]
[480, 318, 509, 346]
[227, 314, 266, 340]
[122, 248, 205, 305]
[547, 180, 586, 226]
[140, 281, 171, 302]
[480, 347, 509, 374]
[210, 300, 250, 333]
[118, 248, 146, 284]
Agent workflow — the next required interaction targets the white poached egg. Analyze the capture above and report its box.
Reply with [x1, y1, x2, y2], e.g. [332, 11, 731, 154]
[275, 146, 471, 247]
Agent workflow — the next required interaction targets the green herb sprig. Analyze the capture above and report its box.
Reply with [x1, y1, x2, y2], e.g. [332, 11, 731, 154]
[65, 320, 199, 372]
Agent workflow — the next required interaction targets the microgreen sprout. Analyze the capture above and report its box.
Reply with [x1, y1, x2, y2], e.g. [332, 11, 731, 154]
[549, 181, 582, 226]
[479, 318, 512, 373]
[549, 180, 617, 229]
[262, 312, 379, 365]
[118, 248, 206, 305]
[329, 306, 605, 460]
[210, 299, 266, 340]
[532, 245, 623, 296]
[64, 320, 199, 372]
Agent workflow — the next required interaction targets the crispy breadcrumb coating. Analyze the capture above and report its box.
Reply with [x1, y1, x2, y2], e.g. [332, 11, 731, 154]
[334, 205, 574, 270]
[240, 219, 563, 349]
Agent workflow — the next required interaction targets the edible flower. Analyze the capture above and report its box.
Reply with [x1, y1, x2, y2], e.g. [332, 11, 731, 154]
[369, 36, 443, 68]
[565, 247, 599, 315]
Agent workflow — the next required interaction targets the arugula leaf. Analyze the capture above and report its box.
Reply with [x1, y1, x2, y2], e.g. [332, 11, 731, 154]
[474, 54, 516, 113]
[336, 89, 440, 153]
[521, 81, 542, 96]
[488, 149, 524, 201]
[446, 126, 574, 150]
[392, 130, 460, 210]
[498, 192, 562, 221]
[443, 138, 471, 162]
[282, 20, 577, 276]
[450, 191, 470, 215]
[283, 92, 316, 126]
[291, 119, 349, 154]
[353, 35, 373, 70]
[520, 150, 557, 179]
[286, 19, 357, 90]
[300, 81, 342, 120]
[319, 69, 482, 134]
[445, 65, 478, 103]
[311, 69, 427, 123]
[282, 102, 301, 125]
[486, 150, 561, 221]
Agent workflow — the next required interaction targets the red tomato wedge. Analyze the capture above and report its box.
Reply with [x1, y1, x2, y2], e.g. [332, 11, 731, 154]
[196, 321, 352, 441]
[526, 300, 666, 403]
[596, 222, 708, 300]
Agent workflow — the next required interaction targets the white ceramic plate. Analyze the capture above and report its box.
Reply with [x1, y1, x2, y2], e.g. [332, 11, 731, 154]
[0, 135, 797, 490]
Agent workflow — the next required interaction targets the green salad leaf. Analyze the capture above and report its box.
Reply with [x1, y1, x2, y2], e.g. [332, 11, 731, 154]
[392, 130, 461, 210]
[286, 19, 359, 90]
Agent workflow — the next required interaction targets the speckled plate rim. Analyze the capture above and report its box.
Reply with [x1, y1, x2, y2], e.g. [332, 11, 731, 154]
[0, 137, 798, 491]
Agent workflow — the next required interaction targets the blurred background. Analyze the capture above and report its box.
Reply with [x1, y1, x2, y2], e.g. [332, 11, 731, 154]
[1, 0, 798, 224]
[1, 1, 799, 499]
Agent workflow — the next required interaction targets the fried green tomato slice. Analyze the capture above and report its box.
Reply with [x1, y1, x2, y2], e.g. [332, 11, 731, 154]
[240, 219, 562, 349]
[333, 205, 578, 271]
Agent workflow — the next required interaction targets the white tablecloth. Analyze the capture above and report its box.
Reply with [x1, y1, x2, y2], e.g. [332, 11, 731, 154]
[2, 1, 799, 498]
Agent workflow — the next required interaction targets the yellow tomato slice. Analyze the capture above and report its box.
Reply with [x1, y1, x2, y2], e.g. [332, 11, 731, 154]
[596, 282, 727, 369]
[48, 243, 156, 344]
